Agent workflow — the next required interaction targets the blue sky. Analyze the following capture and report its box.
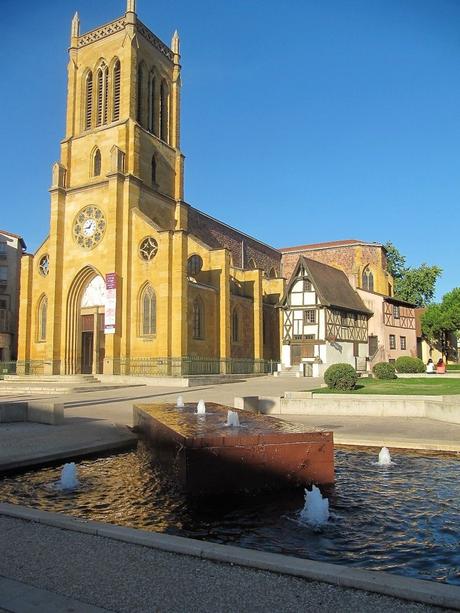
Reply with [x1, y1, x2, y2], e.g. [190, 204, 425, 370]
[1, 0, 459, 299]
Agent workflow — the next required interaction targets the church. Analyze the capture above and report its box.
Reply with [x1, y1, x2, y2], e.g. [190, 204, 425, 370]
[17, 1, 284, 376]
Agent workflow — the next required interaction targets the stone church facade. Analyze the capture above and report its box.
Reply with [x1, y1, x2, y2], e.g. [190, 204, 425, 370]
[17, 1, 283, 375]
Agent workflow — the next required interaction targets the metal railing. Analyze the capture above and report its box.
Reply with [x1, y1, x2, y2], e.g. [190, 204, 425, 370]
[112, 356, 277, 377]
[0, 361, 16, 379]
[0, 357, 278, 378]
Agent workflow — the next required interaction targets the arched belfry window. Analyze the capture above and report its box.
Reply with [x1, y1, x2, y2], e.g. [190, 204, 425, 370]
[84, 71, 93, 130]
[232, 307, 239, 343]
[96, 63, 109, 127]
[160, 79, 169, 143]
[151, 155, 157, 186]
[92, 148, 101, 177]
[38, 295, 48, 342]
[112, 60, 121, 121]
[149, 74, 156, 134]
[137, 64, 145, 126]
[362, 266, 374, 292]
[192, 298, 204, 339]
[140, 284, 156, 336]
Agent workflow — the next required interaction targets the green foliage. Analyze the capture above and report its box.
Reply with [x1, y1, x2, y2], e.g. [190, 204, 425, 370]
[421, 288, 460, 359]
[372, 361, 397, 380]
[384, 242, 406, 280]
[324, 363, 358, 390]
[394, 265, 442, 307]
[395, 356, 425, 373]
[384, 242, 442, 307]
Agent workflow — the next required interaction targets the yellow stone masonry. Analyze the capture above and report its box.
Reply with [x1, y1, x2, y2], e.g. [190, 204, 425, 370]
[18, 5, 282, 375]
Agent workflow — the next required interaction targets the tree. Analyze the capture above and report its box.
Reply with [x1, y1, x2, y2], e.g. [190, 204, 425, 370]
[384, 242, 442, 307]
[385, 242, 406, 280]
[421, 288, 460, 361]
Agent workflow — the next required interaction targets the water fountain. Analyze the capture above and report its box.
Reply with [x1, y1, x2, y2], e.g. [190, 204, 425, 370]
[225, 410, 240, 427]
[300, 484, 329, 527]
[176, 395, 185, 408]
[133, 401, 334, 494]
[196, 399, 206, 415]
[58, 462, 79, 490]
[378, 447, 392, 466]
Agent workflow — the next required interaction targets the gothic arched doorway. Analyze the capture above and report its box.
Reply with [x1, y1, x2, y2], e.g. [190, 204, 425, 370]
[65, 267, 106, 374]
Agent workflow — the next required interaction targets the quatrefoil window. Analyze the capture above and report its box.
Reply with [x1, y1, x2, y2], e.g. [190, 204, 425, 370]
[38, 254, 50, 277]
[139, 237, 158, 261]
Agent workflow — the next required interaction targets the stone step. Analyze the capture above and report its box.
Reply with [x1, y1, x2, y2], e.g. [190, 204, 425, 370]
[0, 383, 144, 395]
[3, 374, 99, 383]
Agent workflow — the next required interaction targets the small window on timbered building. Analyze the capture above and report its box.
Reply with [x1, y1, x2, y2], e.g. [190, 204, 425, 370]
[393, 305, 400, 319]
[400, 336, 406, 350]
[389, 334, 396, 350]
[304, 309, 316, 324]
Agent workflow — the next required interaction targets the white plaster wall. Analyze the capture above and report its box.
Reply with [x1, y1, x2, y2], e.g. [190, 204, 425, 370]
[281, 344, 291, 367]
[318, 309, 325, 338]
[325, 341, 355, 367]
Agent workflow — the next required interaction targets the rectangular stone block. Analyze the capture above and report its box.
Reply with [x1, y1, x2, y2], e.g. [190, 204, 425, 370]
[0, 402, 27, 423]
[134, 401, 334, 495]
[258, 396, 281, 414]
[233, 396, 260, 413]
[27, 401, 64, 425]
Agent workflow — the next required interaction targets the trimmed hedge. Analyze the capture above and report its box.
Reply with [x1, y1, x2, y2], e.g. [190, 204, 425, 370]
[373, 362, 397, 380]
[324, 363, 358, 390]
[395, 356, 425, 374]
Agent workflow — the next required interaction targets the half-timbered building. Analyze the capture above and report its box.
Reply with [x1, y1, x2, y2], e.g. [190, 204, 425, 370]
[278, 257, 372, 376]
[357, 289, 417, 367]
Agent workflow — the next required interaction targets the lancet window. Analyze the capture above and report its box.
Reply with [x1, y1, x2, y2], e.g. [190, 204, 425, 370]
[160, 80, 169, 143]
[112, 60, 121, 121]
[232, 307, 240, 342]
[137, 64, 145, 126]
[192, 298, 204, 339]
[92, 148, 101, 177]
[362, 266, 374, 292]
[96, 63, 109, 127]
[38, 295, 47, 342]
[149, 74, 156, 135]
[84, 71, 93, 130]
[140, 284, 156, 336]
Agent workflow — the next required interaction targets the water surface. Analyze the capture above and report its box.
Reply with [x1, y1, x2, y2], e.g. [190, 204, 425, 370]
[1, 445, 459, 585]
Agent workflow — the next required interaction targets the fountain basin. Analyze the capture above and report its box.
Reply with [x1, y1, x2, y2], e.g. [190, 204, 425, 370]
[133, 402, 334, 495]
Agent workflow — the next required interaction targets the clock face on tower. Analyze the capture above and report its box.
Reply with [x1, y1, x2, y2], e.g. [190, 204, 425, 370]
[73, 206, 106, 249]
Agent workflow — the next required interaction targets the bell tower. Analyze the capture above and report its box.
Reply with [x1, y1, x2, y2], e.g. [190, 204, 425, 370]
[58, 0, 184, 211]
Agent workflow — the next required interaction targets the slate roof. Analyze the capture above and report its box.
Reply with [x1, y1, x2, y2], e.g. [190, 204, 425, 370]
[280, 256, 373, 315]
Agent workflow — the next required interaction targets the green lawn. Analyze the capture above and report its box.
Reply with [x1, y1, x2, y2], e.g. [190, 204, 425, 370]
[313, 377, 460, 395]
[448, 364, 460, 371]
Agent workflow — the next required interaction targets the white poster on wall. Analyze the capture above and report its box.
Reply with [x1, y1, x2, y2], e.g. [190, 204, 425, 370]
[104, 273, 117, 334]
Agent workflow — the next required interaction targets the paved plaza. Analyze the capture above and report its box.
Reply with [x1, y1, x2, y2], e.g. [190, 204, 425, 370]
[1, 375, 459, 611]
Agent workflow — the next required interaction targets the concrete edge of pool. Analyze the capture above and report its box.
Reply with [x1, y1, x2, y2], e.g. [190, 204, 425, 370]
[1, 503, 459, 610]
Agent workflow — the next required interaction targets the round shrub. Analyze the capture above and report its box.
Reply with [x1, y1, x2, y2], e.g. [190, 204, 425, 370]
[373, 361, 397, 380]
[324, 363, 358, 390]
[395, 356, 425, 374]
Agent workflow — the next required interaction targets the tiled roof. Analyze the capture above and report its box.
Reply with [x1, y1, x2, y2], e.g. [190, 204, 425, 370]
[279, 239, 383, 253]
[280, 256, 373, 315]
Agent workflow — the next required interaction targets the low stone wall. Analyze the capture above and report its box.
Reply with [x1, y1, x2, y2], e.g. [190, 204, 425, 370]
[241, 393, 460, 425]
[0, 401, 64, 425]
[99, 373, 265, 388]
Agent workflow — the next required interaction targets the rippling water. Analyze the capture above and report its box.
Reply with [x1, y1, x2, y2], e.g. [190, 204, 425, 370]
[1, 445, 459, 585]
